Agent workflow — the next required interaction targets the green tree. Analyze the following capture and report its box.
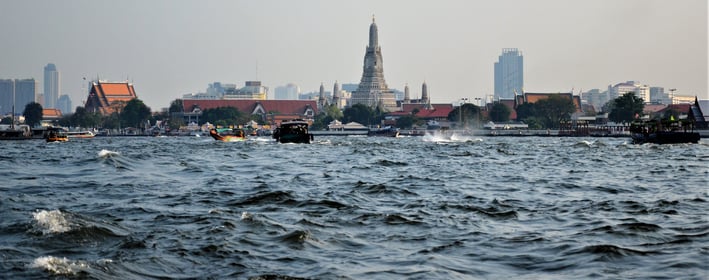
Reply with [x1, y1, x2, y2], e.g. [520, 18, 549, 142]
[60, 106, 97, 128]
[395, 114, 421, 129]
[514, 102, 536, 121]
[534, 95, 576, 128]
[343, 104, 374, 125]
[167, 99, 185, 130]
[121, 99, 152, 128]
[448, 103, 481, 127]
[311, 104, 343, 130]
[168, 99, 183, 113]
[23, 102, 43, 127]
[324, 104, 343, 121]
[201, 107, 246, 127]
[609, 92, 644, 123]
[489, 102, 511, 123]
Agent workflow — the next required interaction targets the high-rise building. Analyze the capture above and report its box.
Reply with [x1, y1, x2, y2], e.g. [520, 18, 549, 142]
[608, 81, 649, 102]
[57, 94, 72, 114]
[15, 79, 37, 113]
[0, 79, 37, 116]
[494, 48, 523, 100]
[649, 87, 670, 104]
[351, 17, 397, 111]
[275, 83, 300, 100]
[44, 63, 60, 109]
[0, 79, 15, 115]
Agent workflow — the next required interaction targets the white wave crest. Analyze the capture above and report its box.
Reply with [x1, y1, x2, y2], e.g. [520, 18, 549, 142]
[31, 256, 89, 275]
[97, 149, 120, 158]
[33, 209, 71, 234]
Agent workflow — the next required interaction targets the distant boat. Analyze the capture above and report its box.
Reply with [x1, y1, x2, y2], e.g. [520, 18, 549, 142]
[209, 128, 246, 142]
[630, 119, 700, 144]
[272, 119, 313, 144]
[45, 127, 68, 142]
[368, 126, 399, 137]
[0, 124, 32, 140]
[66, 131, 95, 139]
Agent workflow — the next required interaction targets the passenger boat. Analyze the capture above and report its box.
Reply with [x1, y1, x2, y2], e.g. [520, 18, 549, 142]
[45, 127, 68, 142]
[67, 131, 95, 138]
[272, 119, 313, 144]
[368, 126, 400, 137]
[209, 128, 246, 142]
[629, 118, 701, 144]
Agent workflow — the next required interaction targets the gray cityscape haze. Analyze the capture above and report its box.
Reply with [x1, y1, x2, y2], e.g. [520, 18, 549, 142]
[1, 0, 706, 111]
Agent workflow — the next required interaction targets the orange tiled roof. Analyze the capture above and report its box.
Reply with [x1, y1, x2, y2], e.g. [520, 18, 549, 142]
[42, 108, 62, 118]
[84, 81, 138, 115]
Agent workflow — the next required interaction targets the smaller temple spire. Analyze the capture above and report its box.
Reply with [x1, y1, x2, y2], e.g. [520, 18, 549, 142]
[421, 81, 429, 103]
[318, 82, 328, 109]
[332, 81, 341, 108]
[404, 83, 410, 104]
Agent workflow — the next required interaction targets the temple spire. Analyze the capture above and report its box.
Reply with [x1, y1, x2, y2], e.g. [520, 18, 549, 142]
[369, 16, 378, 48]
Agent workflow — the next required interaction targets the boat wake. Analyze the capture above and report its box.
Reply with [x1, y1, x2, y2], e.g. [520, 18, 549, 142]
[97, 149, 120, 158]
[31, 256, 91, 276]
[422, 132, 482, 143]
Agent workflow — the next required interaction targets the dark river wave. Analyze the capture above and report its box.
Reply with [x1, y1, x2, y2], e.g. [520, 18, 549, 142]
[1, 134, 707, 279]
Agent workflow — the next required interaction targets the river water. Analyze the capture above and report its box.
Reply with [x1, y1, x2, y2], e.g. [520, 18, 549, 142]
[1, 134, 707, 279]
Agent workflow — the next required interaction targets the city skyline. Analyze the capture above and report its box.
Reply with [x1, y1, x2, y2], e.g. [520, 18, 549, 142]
[1, 0, 706, 111]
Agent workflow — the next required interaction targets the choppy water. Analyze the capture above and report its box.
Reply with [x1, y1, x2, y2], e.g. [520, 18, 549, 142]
[1, 134, 707, 279]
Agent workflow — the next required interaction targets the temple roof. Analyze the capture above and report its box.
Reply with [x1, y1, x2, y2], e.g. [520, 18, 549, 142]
[84, 81, 137, 115]
[42, 108, 62, 119]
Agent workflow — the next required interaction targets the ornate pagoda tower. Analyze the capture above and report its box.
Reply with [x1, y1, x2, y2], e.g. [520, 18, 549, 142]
[350, 17, 397, 111]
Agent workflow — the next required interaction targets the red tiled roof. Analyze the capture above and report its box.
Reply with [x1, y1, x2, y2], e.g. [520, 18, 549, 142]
[643, 104, 667, 113]
[659, 104, 692, 114]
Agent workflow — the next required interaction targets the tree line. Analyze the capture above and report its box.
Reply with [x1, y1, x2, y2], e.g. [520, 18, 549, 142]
[11, 92, 648, 131]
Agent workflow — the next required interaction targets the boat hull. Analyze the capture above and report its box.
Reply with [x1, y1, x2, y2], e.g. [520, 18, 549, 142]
[46, 136, 68, 142]
[275, 133, 313, 144]
[368, 128, 399, 137]
[272, 120, 313, 144]
[632, 132, 700, 144]
[209, 129, 246, 142]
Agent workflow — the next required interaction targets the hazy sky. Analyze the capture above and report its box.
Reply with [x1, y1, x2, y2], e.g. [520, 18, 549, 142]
[1, 0, 707, 110]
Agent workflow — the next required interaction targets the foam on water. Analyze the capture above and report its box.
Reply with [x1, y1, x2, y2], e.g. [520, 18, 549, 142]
[30, 256, 89, 275]
[422, 131, 481, 143]
[32, 209, 71, 234]
[97, 149, 120, 158]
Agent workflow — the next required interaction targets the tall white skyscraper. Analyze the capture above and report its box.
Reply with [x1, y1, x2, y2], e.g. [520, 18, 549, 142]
[494, 48, 523, 100]
[44, 63, 60, 108]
